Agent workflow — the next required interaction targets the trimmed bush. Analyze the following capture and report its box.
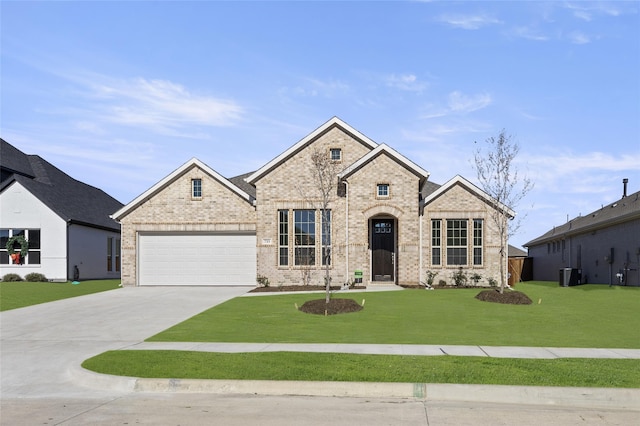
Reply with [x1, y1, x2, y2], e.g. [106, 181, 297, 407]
[2, 273, 23, 282]
[25, 273, 48, 282]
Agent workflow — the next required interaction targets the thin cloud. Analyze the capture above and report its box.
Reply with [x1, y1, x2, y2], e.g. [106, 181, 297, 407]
[567, 31, 592, 45]
[279, 77, 350, 99]
[525, 150, 640, 194]
[564, 2, 623, 22]
[510, 26, 550, 42]
[438, 13, 502, 30]
[385, 73, 428, 93]
[447, 91, 492, 113]
[89, 77, 243, 129]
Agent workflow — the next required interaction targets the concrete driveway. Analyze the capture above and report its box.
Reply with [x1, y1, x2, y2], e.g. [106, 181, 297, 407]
[1, 286, 250, 399]
[2, 286, 639, 425]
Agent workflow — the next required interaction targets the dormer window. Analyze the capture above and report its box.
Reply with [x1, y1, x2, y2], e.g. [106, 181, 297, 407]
[377, 183, 389, 198]
[192, 178, 202, 199]
[330, 148, 342, 162]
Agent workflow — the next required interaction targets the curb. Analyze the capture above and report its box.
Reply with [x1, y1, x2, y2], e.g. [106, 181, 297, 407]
[71, 365, 640, 410]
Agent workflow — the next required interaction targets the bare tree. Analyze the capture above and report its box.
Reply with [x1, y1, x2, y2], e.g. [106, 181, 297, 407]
[474, 130, 533, 294]
[299, 147, 339, 305]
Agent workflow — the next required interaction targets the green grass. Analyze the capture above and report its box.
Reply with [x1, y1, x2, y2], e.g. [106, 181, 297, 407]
[82, 350, 640, 388]
[0, 280, 121, 311]
[149, 282, 640, 348]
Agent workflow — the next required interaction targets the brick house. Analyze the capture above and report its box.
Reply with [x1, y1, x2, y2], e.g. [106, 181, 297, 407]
[112, 117, 513, 287]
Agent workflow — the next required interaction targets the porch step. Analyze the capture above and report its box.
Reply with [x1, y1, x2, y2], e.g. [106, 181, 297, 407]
[365, 283, 403, 291]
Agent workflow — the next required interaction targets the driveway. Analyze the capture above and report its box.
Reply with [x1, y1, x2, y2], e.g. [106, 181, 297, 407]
[2, 286, 638, 425]
[1, 286, 249, 399]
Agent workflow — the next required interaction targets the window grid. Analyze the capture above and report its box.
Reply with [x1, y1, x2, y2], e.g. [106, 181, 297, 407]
[321, 210, 331, 266]
[278, 210, 289, 266]
[447, 219, 467, 265]
[473, 219, 483, 266]
[294, 210, 315, 266]
[1, 229, 41, 265]
[192, 178, 202, 198]
[431, 220, 441, 265]
[330, 148, 342, 161]
[377, 184, 389, 197]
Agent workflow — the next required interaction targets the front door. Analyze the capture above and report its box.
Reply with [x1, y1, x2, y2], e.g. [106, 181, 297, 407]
[371, 219, 395, 281]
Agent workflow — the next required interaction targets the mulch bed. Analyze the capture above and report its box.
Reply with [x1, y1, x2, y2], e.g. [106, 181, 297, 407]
[475, 289, 533, 305]
[299, 298, 364, 315]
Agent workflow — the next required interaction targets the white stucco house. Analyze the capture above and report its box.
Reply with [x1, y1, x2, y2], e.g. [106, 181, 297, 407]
[0, 139, 123, 281]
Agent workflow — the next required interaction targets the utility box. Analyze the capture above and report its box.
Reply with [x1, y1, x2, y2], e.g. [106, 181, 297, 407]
[559, 268, 581, 287]
[354, 269, 363, 284]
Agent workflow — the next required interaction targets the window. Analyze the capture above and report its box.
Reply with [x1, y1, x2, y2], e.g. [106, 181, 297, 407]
[321, 210, 331, 266]
[278, 210, 289, 266]
[107, 237, 113, 271]
[431, 220, 441, 265]
[1, 229, 41, 265]
[446, 219, 467, 265]
[107, 237, 121, 272]
[191, 178, 202, 198]
[473, 219, 483, 265]
[115, 239, 121, 272]
[377, 183, 389, 197]
[294, 210, 315, 266]
[330, 148, 342, 161]
[374, 222, 392, 233]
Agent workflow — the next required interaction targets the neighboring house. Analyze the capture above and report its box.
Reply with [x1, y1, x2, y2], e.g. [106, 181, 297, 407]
[112, 117, 514, 287]
[0, 139, 123, 281]
[525, 180, 640, 286]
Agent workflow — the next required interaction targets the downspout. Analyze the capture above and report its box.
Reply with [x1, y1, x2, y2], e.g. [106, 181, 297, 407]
[419, 203, 423, 285]
[66, 220, 71, 281]
[344, 179, 349, 282]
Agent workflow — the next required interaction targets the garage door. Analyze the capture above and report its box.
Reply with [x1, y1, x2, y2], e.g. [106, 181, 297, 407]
[138, 232, 256, 286]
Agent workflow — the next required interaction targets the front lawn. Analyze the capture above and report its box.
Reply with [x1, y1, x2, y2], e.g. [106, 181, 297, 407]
[0, 280, 121, 311]
[149, 282, 640, 348]
[82, 350, 640, 388]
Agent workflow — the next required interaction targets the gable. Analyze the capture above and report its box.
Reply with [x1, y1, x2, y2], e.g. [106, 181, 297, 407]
[245, 116, 378, 185]
[339, 143, 429, 188]
[112, 158, 255, 222]
[422, 175, 515, 218]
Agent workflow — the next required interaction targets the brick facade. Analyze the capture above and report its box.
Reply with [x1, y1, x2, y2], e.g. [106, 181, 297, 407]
[114, 118, 510, 288]
[117, 165, 256, 286]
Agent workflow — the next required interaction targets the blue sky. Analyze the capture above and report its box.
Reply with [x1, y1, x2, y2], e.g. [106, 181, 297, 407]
[2, 1, 639, 249]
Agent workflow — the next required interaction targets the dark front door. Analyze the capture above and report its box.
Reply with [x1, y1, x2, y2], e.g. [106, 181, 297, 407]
[372, 219, 395, 281]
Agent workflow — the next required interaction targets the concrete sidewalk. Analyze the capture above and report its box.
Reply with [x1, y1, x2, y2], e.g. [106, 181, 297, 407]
[123, 341, 640, 359]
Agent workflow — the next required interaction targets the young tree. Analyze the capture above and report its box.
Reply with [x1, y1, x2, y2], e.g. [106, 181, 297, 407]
[474, 130, 532, 294]
[302, 147, 339, 305]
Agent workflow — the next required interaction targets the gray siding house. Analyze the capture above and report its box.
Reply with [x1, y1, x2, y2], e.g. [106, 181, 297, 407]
[525, 180, 640, 286]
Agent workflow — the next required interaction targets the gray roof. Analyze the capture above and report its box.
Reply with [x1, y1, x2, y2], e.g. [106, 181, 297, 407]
[228, 171, 257, 199]
[524, 189, 640, 247]
[1, 139, 123, 232]
[508, 244, 528, 257]
[421, 180, 442, 199]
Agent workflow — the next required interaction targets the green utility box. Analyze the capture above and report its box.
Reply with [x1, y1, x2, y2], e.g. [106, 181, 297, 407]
[354, 269, 363, 284]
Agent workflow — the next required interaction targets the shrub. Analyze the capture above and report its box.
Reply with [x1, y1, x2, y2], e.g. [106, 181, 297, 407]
[256, 275, 270, 287]
[488, 277, 498, 287]
[2, 273, 23, 282]
[425, 270, 438, 286]
[451, 267, 468, 287]
[438, 279, 447, 286]
[470, 273, 482, 285]
[25, 273, 48, 282]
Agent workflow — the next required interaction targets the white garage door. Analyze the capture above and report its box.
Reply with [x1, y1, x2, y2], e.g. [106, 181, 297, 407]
[138, 233, 256, 286]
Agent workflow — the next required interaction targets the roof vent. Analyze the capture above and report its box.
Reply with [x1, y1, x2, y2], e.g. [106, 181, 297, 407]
[623, 178, 628, 198]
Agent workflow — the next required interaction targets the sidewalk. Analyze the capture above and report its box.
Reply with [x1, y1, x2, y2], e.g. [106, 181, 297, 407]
[123, 342, 640, 359]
